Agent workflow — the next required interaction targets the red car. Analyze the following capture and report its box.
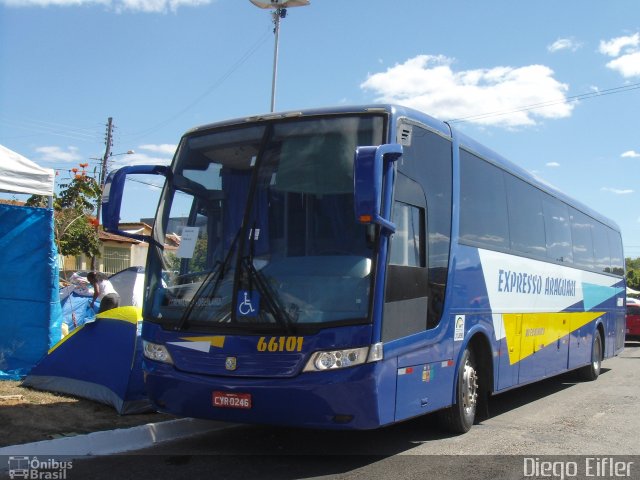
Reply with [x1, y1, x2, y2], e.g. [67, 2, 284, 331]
[626, 298, 640, 339]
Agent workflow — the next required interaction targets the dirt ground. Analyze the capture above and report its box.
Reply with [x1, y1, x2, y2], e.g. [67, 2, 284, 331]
[0, 380, 169, 447]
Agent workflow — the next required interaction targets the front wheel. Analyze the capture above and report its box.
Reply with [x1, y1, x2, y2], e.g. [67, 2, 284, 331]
[578, 331, 603, 381]
[438, 348, 478, 434]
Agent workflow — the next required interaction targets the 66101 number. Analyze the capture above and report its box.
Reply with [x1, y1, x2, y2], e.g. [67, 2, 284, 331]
[257, 336, 304, 352]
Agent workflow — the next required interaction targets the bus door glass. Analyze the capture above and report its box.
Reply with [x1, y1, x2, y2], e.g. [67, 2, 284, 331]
[383, 173, 428, 341]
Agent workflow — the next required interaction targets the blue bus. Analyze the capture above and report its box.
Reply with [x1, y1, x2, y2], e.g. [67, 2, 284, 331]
[103, 105, 626, 433]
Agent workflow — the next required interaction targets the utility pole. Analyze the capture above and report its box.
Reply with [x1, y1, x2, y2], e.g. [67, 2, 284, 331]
[91, 117, 113, 271]
[99, 117, 113, 190]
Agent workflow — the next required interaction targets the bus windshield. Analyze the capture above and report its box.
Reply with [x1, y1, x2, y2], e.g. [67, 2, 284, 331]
[148, 114, 385, 331]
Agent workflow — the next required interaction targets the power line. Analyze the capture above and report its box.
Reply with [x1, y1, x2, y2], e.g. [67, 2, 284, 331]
[0, 116, 102, 142]
[127, 177, 164, 189]
[447, 81, 640, 124]
[125, 26, 273, 140]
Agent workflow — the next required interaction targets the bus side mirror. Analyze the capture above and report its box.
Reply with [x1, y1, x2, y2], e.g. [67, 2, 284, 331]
[102, 164, 170, 241]
[353, 144, 402, 233]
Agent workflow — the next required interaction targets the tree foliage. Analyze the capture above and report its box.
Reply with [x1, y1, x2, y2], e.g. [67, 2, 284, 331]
[26, 164, 102, 258]
[626, 257, 640, 290]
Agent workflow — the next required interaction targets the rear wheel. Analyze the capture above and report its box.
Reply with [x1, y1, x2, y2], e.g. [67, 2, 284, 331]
[578, 331, 603, 381]
[439, 348, 478, 433]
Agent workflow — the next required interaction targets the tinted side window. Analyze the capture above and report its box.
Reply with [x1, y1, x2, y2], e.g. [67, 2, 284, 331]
[505, 175, 546, 258]
[398, 125, 452, 328]
[570, 209, 595, 270]
[389, 202, 424, 267]
[542, 196, 573, 264]
[460, 150, 509, 250]
[608, 229, 624, 276]
[384, 198, 429, 341]
[398, 126, 452, 273]
[592, 223, 611, 273]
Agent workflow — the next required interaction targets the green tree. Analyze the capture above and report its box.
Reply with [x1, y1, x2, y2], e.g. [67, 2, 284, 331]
[626, 257, 640, 290]
[26, 165, 102, 258]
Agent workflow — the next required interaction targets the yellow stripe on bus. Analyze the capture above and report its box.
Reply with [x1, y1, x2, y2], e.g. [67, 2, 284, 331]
[179, 336, 226, 348]
[503, 312, 604, 365]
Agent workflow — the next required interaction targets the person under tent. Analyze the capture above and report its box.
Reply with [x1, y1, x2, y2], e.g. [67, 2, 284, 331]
[87, 271, 120, 313]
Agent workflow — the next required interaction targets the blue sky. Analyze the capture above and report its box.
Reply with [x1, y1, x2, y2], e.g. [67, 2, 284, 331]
[1, 0, 639, 256]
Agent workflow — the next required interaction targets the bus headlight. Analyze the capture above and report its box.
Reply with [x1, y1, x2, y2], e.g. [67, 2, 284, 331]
[303, 343, 383, 372]
[143, 340, 174, 365]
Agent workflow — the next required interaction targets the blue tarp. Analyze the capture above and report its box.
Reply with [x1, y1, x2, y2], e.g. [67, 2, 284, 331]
[59, 289, 97, 332]
[0, 204, 62, 380]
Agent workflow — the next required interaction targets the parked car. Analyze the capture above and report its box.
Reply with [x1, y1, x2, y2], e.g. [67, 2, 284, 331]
[626, 297, 640, 339]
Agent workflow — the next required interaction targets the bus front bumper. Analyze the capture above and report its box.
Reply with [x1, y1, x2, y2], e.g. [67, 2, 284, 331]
[143, 360, 393, 430]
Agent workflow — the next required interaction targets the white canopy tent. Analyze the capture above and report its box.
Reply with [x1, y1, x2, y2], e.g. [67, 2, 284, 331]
[0, 144, 55, 197]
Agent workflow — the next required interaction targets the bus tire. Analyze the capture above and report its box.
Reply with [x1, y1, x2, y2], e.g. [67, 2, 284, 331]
[578, 331, 603, 381]
[438, 347, 478, 434]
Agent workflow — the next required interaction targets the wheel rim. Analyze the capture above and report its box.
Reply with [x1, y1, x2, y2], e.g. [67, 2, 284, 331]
[592, 335, 602, 373]
[461, 359, 478, 415]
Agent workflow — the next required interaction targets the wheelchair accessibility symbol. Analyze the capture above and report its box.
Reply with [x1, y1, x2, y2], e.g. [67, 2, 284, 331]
[237, 290, 260, 317]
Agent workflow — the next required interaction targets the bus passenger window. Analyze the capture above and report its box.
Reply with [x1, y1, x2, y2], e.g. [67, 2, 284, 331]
[592, 223, 611, 274]
[542, 196, 573, 264]
[459, 150, 509, 250]
[570, 209, 595, 270]
[505, 175, 546, 258]
[608, 229, 624, 276]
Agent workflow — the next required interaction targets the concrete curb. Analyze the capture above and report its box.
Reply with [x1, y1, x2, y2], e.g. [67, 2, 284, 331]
[0, 418, 229, 459]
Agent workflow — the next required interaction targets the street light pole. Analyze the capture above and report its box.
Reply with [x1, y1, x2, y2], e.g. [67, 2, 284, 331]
[250, 0, 310, 112]
[270, 9, 282, 113]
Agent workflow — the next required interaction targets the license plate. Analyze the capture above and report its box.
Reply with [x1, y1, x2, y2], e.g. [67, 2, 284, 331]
[212, 391, 252, 409]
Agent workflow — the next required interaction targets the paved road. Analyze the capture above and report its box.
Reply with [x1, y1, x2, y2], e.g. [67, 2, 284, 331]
[65, 340, 640, 479]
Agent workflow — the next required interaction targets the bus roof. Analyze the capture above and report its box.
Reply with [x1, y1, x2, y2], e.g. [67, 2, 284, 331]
[183, 104, 620, 233]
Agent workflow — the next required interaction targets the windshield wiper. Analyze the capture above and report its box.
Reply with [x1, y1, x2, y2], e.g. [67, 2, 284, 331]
[175, 229, 242, 331]
[241, 256, 293, 333]
[174, 261, 222, 331]
[236, 218, 294, 332]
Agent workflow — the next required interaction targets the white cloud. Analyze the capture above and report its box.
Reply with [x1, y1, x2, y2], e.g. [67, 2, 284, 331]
[36, 146, 82, 163]
[601, 187, 634, 195]
[110, 144, 175, 168]
[113, 152, 172, 167]
[599, 33, 640, 78]
[622, 150, 640, 158]
[606, 51, 640, 78]
[599, 33, 639, 57]
[548, 38, 581, 53]
[1, 0, 106, 5]
[139, 144, 177, 155]
[116, 0, 210, 13]
[0, 0, 211, 12]
[546, 161, 560, 167]
[360, 55, 573, 128]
